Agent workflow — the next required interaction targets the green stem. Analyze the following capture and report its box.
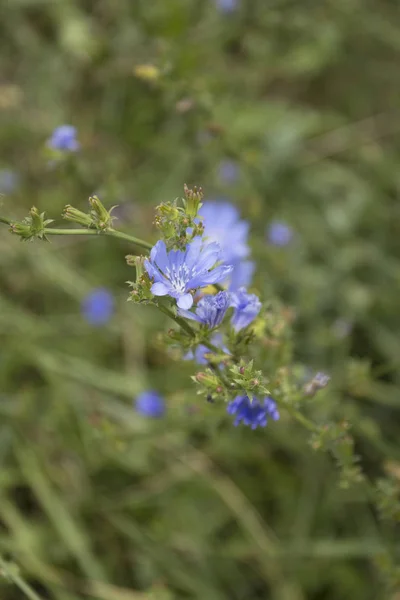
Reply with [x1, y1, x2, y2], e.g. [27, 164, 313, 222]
[42, 227, 152, 250]
[107, 228, 152, 250]
[0, 556, 44, 600]
[0, 216, 152, 251]
[156, 304, 221, 354]
[157, 304, 196, 338]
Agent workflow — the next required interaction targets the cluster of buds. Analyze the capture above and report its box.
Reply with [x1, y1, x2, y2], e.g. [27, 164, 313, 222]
[62, 196, 117, 231]
[127, 255, 153, 303]
[229, 360, 270, 398]
[153, 185, 204, 250]
[9, 206, 53, 241]
[192, 369, 230, 403]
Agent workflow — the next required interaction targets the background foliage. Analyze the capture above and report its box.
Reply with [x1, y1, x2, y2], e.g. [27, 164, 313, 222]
[1, 0, 400, 598]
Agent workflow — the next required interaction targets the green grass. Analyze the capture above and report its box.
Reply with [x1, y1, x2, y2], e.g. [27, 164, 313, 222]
[1, 0, 400, 598]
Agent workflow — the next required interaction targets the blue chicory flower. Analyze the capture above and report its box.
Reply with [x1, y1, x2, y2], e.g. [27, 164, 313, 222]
[218, 159, 239, 184]
[266, 221, 293, 247]
[199, 200, 254, 290]
[227, 395, 280, 429]
[230, 287, 261, 332]
[135, 390, 165, 418]
[81, 288, 114, 326]
[145, 238, 232, 310]
[0, 169, 19, 195]
[48, 125, 80, 152]
[216, 0, 238, 12]
[179, 291, 230, 328]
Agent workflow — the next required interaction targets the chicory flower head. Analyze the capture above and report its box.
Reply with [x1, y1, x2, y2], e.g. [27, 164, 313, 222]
[82, 288, 114, 326]
[135, 390, 165, 418]
[230, 287, 261, 331]
[227, 395, 279, 429]
[48, 125, 80, 152]
[145, 238, 232, 309]
[179, 291, 230, 328]
[266, 221, 293, 247]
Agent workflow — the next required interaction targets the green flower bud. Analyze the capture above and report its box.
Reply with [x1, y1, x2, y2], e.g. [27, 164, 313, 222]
[183, 183, 203, 218]
[62, 204, 93, 227]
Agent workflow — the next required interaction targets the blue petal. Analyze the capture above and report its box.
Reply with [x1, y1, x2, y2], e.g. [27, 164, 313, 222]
[194, 242, 221, 272]
[151, 282, 169, 296]
[177, 293, 194, 309]
[144, 259, 160, 280]
[169, 248, 185, 271]
[177, 308, 201, 322]
[200, 264, 234, 286]
[151, 240, 169, 272]
[229, 260, 255, 291]
[184, 237, 203, 269]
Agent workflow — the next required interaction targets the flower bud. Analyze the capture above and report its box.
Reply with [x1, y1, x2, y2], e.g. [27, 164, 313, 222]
[88, 195, 114, 230]
[134, 256, 145, 281]
[183, 184, 203, 218]
[62, 204, 93, 228]
[9, 207, 53, 241]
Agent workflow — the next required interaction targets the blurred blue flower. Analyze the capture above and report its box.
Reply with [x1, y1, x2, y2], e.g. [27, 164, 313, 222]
[266, 221, 293, 247]
[145, 238, 232, 310]
[0, 169, 19, 195]
[48, 125, 80, 152]
[199, 200, 254, 289]
[200, 201, 249, 264]
[227, 395, 280, 429]
[230, 287, 261, 331]
[179, 291, 230, 328]
[184, 333, 229, 365]
[184, 343, 212, 365]
[218, 159, 239, 184]
[216, 0, 238, 12]
[82, 288, 114, 326]
[135, 390, 165, 418]
[229, 260, 255, 291]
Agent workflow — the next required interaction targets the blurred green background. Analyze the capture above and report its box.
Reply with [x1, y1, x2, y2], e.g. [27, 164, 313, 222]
[1, 0, 400, 598]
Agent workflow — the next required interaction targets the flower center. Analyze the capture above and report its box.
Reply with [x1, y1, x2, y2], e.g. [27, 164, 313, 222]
[165, 264, 192, 293]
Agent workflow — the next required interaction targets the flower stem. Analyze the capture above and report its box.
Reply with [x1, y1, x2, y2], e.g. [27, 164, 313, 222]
[157, 304, 196, 338]
[43, 227, 152, 250]
[156, 303, 222, 354]
[0, 216, 152, 251]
